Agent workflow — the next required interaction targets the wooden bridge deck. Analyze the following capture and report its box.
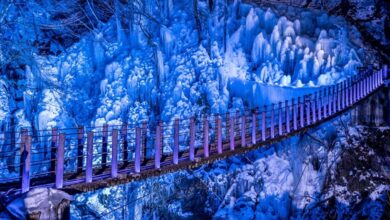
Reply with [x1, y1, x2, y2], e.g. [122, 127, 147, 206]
[0, 66, 387, 195]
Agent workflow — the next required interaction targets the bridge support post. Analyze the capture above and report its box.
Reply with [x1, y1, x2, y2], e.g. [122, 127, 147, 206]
[374, 71, 378, 88]
[229, 114, 235, 150]
[357, 80, 361, 100]
[56, 133, 65, 189]
[381, 67, 384, 84]
[324, 89, 329, 117]
[342, 82, 346, 109]
[352, 79, 356, 103]
[371, 74, 374, 91]
[111, 129, 118, 178]
[292, 99, 297, 130]
[278, 102, 283, 136]
[20, 129, 27, 183]
[328, 87, 333, 114]
[241, 114, 246, 147]
[353, 81, 357, 103]
[155, 123, 162, 168]
[285, 100, 290, 133]
[299, 97, 304, 128]
[349, 78, 354, 105]
[262, 106, 266, 141]
[173, 119, 179, 165]
[135, 127, 141, 173]
[305, 96, 311, 125]
[346, 79, 350, 106]
[328, 87, 332, 115]
[372, 74, 375, 90]
[235, 110, 240, 136]
[225, 112, 230, 142]
[252, 109, 257, 145]
[377, 70, 380, 86]
[203, 116, 209, 158]
[121, 123, 128, 164]
[368, 75, 371, 93]
[142, 122, 148, 162]
[50, 128, 58, 177]
[271, 104, 275, 138]
[21, 133, 31, 193]
[102, 124, 108, 169]
[364, 76, 368, 96]
[217, 116, 222, 154]
[372, 73, 375, 90]
[317, 91, 322, 121]
[337, 84, 341, 111]
[312, 93, 317, 123]
[86, 131, 93, 183]
[77, 126, 84, 173]
[189, 118, 195, 161]
[333, 86, 337, 111]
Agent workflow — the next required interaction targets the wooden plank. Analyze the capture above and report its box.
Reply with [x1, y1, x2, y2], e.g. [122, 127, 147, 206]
[305, 96, 311, 125]
[77, 126, 84, 173]
[278, 102, 283, 136]
[252, 109, 257, 144]
[262, 106, 266, 140]
[299, 97, 304, 128]
[292, 99, 297, 130]
[271, 104, 275, 138]
[50, 128, 58, 177]
[203, 116, 209, 158]
[285, 100, 290, 133]
[121, 123, 128, 164]
[173, 119, 179, 164]
[189, 118, 195, 161]
[155, 123, 162, 167]
[86, 131, 93, 183]
[312, 93, 317, 123]
[229, 114, 235, 150]
[111, 129, 118, 178]
[142, 121, 148, 161]
[102, 124, 108, 169]
[56, 133, 65, 189]
[241, 114, 246, 147]
[317, 91, 322, 120]
[21, 135, 31, 193]
[217, 116, 222, 154]
[333, 85, 337, 112]
[135, 127, 141, 173]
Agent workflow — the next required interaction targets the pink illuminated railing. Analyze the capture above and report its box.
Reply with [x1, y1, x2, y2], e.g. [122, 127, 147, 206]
[0, 65, 387, 193]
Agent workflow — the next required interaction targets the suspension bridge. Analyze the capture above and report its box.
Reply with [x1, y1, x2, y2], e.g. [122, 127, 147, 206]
[0, 65, 388, 195]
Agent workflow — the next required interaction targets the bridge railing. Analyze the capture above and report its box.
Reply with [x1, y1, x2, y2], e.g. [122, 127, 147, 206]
[0, 65, 387, 193]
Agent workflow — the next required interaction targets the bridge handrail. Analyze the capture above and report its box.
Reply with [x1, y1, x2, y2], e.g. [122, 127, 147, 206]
[0, 65, 387, 193]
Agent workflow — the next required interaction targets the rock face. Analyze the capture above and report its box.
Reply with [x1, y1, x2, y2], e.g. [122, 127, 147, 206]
[353, 86, 390, 126]
[2, 188, 72, 220]
[244, 0, 390, 62]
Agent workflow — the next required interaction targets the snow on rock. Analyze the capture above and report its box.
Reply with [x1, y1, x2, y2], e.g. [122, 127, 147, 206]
[6, 188, 72, 219]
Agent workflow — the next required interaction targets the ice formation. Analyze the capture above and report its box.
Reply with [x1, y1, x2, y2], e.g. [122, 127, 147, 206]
[0, 0, 365, 180]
